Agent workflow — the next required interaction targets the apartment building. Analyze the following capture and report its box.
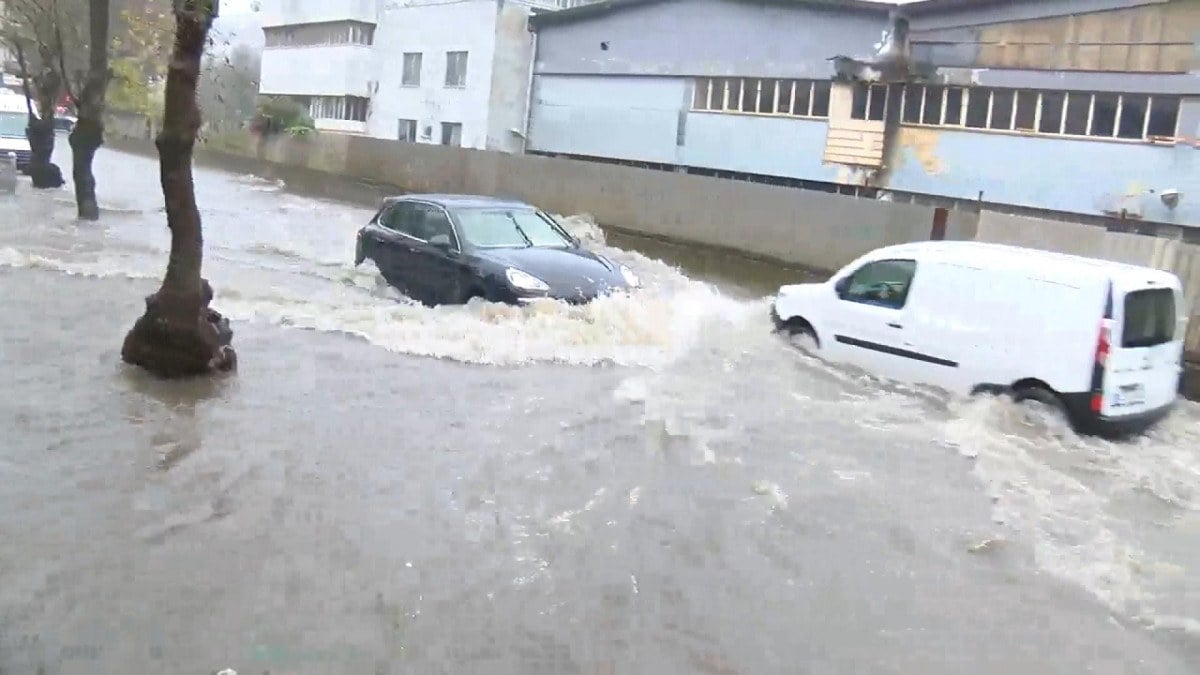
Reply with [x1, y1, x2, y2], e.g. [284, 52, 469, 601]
[258, 0, 593, 151]
[526, 0, 1200, 227]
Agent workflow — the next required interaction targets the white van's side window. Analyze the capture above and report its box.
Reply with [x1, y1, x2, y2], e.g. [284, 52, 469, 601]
[840, 259, 917, 310]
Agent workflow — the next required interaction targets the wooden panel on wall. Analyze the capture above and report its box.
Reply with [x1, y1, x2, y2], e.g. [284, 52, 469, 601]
[823, 83, 886, 168]
[913, 0, 1200, 73]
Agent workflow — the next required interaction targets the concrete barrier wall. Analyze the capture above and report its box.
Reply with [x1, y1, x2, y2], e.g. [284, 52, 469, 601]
[191, 130, 973, 272]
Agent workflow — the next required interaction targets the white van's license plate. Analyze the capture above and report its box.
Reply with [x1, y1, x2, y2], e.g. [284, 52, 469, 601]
[1114, 384, 1146, 407]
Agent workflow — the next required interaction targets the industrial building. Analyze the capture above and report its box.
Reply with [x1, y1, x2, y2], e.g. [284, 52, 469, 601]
[525, 0, 1200, 227]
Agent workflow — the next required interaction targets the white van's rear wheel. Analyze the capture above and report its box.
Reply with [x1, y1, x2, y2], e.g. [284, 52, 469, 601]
[1012, 384, 1072, 432]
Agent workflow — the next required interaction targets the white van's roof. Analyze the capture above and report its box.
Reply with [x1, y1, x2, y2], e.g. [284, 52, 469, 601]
[873, 240, 1180, 288]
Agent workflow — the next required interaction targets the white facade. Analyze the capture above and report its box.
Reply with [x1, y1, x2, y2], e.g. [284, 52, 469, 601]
[257, 0, 583, 150]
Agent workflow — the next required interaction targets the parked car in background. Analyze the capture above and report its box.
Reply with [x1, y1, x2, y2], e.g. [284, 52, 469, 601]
[0, 92, 32, 174]
[354, 194, 640, 306]
[772, 241, 1185, 438]
[54, 114, 77, 132]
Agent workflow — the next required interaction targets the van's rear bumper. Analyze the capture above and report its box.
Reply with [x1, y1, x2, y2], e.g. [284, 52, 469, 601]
[1060, 393, 1176, 438]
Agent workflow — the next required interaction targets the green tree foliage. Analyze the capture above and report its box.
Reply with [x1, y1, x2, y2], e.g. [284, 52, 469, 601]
[251, 96, 315, 136]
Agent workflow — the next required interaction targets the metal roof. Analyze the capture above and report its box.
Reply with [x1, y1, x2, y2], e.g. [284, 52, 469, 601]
[528, 0, 893, 28]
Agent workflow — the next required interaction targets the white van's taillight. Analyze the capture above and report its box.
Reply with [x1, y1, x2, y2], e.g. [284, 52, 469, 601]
[1090, 321, 1112, 413]
[1095, 322, 1111, 367]
[1089, 283, 1115, 414]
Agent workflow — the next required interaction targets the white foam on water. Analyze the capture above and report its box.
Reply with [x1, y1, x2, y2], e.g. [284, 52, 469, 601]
[0, 213, 760, 369]
[939, 394, 1200, 636]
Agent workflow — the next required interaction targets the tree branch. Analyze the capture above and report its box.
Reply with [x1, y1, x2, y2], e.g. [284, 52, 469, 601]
[13, 43, 36, 119]
[52, 6, 78, 105]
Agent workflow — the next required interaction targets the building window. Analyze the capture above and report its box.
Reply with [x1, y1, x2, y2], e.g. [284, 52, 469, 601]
[445, 51, 468, 88]
[398, 119, 417, 142]
[441, 122, 462, 146]
[903, 85, 1179, 142]
[691, 78, 831, 118]
[264, 21, 375, 48]
[851, 83, 890, 122]
[309, 95, 369, 122]
[402, 53, 422, 87]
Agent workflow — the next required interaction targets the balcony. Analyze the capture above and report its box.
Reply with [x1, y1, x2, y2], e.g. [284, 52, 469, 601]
[314, 119, 368, 135]
[260, 45, 373, 98]
[261, 0, 378, 27]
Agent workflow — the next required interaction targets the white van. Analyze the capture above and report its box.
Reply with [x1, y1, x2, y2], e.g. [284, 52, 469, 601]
[0, 92, 33, 174]
[772, 240, 1185, 437]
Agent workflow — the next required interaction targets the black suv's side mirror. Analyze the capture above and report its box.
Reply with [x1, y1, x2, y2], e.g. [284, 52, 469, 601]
[429, 234, 453, 251]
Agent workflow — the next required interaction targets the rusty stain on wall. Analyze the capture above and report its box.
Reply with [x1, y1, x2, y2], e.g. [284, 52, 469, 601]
[897, 127, 945, 175]
[914, 1, 1200, 73]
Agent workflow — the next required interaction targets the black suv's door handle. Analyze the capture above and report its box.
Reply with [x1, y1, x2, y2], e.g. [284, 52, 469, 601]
[887, 322, 903, 329]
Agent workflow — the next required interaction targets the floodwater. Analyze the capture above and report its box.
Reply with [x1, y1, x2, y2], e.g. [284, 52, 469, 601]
[1, 143, 1199, 674]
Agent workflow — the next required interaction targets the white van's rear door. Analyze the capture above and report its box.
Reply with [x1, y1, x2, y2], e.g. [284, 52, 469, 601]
[1102, 279, 1183, 417]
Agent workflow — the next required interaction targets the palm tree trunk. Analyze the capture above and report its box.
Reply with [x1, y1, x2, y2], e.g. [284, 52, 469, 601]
[68, 0, 111, 220]
[121, 0, 236, 378]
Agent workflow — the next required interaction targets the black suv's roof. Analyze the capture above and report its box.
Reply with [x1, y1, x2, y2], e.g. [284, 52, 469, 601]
[384, 194, 535, 209]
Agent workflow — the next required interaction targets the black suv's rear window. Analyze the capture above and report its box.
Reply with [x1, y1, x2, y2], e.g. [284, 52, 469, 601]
[1122, 288, 1176, 348]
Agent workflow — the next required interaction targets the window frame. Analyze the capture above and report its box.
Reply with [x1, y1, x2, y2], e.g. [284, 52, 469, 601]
[899, 85, 1179, 144]
[440, 121, 463, 147]
[402, 52, 422, 87]
[444, 51, 468, 88]
[689, 77, 832, 119]
[837, 258, 918, 311]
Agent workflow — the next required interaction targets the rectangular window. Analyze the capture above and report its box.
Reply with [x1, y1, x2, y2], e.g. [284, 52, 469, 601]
[726, 79, 744, 111]
[902, 86, 922, 124]
[692, 78, 711, 110]
[309, 95, 368, 122]
[943, 87, 964, 125]
[778, 80, 797, 115]
[402, 53, 422, 87]
[1147, 97, 1179, 138]
[1064, 92, 1090, 135]
[965, 89, 989, 128]
[1091, 94, 1119, 137]
[922, 85, 944, 125]
[1117, 95, 1149, 140]
[852, 83, 888, 121]
[811, 81, 831, 117]
[441, 122, 462, 146]
[689, 77, 830, 118]
[1039, 92, 1065, 134]
[398, 119, 417, 142]
[989, 89, 1014, 130]
[893, 87, 1174, 143]
[1122, 288, 1176, 348]
[1013, 91, 1038, 131]
[445, 51, 468, 88]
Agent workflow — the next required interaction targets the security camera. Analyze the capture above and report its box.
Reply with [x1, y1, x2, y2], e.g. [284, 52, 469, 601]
[1160, 189, 1182, 209]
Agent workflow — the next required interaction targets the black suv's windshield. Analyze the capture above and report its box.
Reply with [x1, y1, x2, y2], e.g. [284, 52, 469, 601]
[453, 208, 571, 248]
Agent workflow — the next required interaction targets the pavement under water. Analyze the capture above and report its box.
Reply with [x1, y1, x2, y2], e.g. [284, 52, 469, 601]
[0, 144, 1199, 674]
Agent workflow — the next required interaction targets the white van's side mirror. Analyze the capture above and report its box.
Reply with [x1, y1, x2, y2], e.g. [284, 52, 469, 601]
[834, 276, 851, 298]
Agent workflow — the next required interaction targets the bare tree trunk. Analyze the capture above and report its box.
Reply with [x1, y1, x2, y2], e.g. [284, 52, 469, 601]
[121, 0, 236, 378]
[14, 44, 63, 188]
[68, 0, 111, 220]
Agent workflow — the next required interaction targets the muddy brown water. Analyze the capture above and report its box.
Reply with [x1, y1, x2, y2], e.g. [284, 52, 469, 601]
[1, 143, 1198, 674]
